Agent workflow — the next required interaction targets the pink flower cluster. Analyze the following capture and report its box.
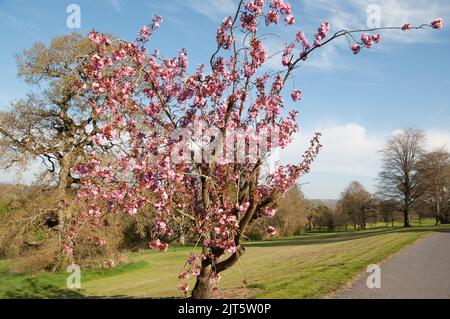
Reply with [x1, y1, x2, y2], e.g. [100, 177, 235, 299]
[402, 24, 412, 31]
[432, 18, 444, 29]
[361, 33, 382, 49]
[296, 31, 311, 50]
[314, 22, 330, 46]
[216, 16, 234, 49]
[266, 0, 294, 26]
[136, 15, 163, 46]
[291, 90, 302, 102]
[267, 226, 277, 235]
[150, 239, 169, 252]
[281, 44, 295, 67]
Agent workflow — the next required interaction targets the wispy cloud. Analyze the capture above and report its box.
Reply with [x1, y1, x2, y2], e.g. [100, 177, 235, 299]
[303, 0, 450, 44]
[0, 12, 39, 39]
[104, 0, 122, 13]
[280, 123, 450, 198]
[181, 0, 236, 21]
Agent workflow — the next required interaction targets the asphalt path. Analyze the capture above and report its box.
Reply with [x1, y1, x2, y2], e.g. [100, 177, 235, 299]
[334, 231, 450, 299]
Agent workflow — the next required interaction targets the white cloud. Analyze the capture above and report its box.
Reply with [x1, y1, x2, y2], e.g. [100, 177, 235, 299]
[303, 0, 450, 44]
[280, 123, 450, 198]
[425, 130, 450, 152]
[281, 123, 383, 177]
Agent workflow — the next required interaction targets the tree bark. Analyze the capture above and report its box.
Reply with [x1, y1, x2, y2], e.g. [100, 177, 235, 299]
[178, 233, 186, 245]
[191, 245, 245, 299]
[403, 207, 411, 227]
[191, 264, 213, 299]
[52, 152, 74, 272]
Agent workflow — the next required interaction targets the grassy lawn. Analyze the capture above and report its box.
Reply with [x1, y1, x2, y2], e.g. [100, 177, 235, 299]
[1, 225, 449, 299]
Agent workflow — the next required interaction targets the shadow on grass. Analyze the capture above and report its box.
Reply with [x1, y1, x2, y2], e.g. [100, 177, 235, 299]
[245, 226, 450, 248]
[0, 261, 155, 299]
[2, 280, 162, 299]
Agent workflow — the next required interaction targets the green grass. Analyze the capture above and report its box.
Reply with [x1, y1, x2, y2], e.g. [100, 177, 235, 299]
[0, 260, 148, 298]
[1, 225, 449, 299]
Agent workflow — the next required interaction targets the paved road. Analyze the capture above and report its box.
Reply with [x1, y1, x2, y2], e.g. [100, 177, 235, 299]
[334, 231, 450, 299]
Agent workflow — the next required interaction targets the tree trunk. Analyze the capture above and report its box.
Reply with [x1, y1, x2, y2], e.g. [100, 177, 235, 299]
[191, 264, 213, 299]
[52, 153, 74, 272]
[178, 233, 186, 245]
[436, 200, 441, 225]
[403, 207, 411, 227]
[191, 244, 245, 299]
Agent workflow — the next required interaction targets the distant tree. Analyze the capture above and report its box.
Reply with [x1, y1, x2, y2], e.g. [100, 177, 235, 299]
[273, 186, 308, 235]
[377, 199, 400, 227]
[339, 181, 374, 230]
[311, 205, 336, 231]
[246, 185, 308, 239]
[416, 150, 450, 224]
[377, 128, 426, 227]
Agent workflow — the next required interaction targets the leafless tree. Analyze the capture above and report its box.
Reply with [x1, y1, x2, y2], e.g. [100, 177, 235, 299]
[377, 128, 426, 227]
[416, 150, 450, 224]
[338, 181, 374, 230]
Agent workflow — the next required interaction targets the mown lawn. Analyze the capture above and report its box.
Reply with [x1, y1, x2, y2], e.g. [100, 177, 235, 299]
[1, 225, 449, 299]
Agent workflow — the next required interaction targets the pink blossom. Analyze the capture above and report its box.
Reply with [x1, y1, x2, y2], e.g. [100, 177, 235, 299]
[291, 90, 302, 102]
[315, 21, 330, 43]
[245, 0, 265, 14]
[250, 39, 267, 67]
[261, 207, 277, 218]
[149, 239, 168, 252]
[281, 44, 295, 67]
[361, 34, 373, 48]
[267, 226, 277, 236]
[313, 39, 322, 47]
[139, 26, 151, 39]
[351, 44, 361, 55]
[157, 221, 167, 230]
[217, 16, 234, 49]
[101, 125, 118, 141]
[241, 13, 258, 32]
[177, 283, 189, 293]
[285, 15, 295, 25]
[296, 31, 311, 49]
[431, 18, 444, 29]
[270, 0, 291, 15]
[265, 11, 279, 25]
[371, 34, 382, 43]
[402, 24, 412, 31]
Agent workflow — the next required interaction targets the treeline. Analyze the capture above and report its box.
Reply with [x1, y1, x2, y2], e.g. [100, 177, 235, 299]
[249, 129, 450, 236]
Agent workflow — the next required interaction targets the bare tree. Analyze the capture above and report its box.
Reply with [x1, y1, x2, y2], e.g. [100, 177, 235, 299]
[377, 199, 400, 227]
[377, 128, 426, 227]
[339, 181, 374, 230]
[416, 150, 450, 224]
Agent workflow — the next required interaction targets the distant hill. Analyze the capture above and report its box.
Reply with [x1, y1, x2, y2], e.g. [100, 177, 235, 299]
[308, 199, 338, 208]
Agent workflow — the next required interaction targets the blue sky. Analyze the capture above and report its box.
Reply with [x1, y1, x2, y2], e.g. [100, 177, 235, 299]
[1, 0, 450, 198]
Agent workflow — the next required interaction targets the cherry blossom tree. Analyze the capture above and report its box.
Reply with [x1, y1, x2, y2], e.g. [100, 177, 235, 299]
[67, 0, 443, 298]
